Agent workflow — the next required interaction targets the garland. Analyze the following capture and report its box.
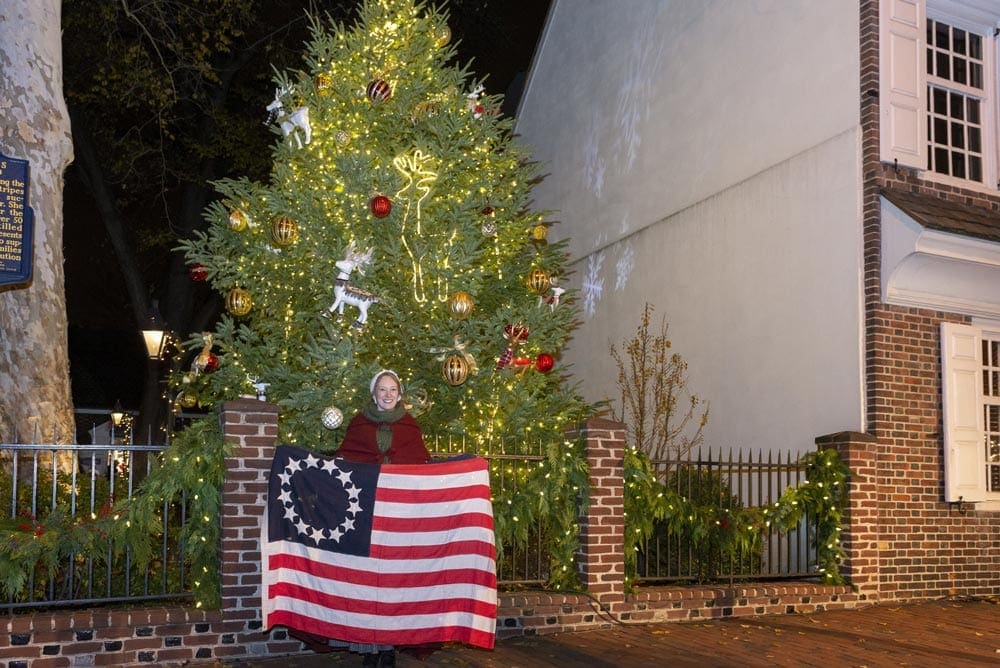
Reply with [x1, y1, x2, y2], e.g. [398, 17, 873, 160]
[623, 446, 850, 589]
[1, 428, 847, 608]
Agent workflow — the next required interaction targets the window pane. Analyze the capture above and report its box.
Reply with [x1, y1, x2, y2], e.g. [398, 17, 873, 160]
[937, 52, 950, 79]
[954, 29, 967, 55]
[951, 122, 964, 148]
[954, 57, 967, 85]
[969, 126, 981, 152]
[970, 155, 982, 182]
[933, 87, 948, 114]
[970, 33, 982, 59]
[951, 151, 966, 178]
[934, 147, 950, 174]
[950, 92, 964, 120]
[936, 21, 949, 48]
[934, 117, 948, 142]
[967, 99, 980, 124]
[970, 62, 983, 89]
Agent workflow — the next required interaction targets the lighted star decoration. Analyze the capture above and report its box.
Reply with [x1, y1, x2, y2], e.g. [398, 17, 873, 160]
[581, 251, 606, 318]
[276, 453, 363, 545]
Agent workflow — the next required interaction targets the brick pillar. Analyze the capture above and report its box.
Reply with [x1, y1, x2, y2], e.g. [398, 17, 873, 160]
[567, 417, 626, 610]
[815, 431, 880, 602]
[218, 399, 280, 622]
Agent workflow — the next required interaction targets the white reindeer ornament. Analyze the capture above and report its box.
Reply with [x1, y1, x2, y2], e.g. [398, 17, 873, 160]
[265, 87, 311, 149]
[322, 242, 379, 329]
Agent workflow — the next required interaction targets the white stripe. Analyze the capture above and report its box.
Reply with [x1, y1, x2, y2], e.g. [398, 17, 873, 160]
[371, 525, 495, 546]
[269, 594, 497, 634]
[267, 565, 497, 605]
[267, 538, 496, 575]
[374, 497, 494, 519]
[378, 468, 488, 490]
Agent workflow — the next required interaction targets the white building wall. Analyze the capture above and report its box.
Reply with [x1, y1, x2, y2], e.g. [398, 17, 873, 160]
[516, 0, 865, 452]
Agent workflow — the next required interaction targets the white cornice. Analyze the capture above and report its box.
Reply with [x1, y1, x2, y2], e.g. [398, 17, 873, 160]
[881, 195, 1000, 318]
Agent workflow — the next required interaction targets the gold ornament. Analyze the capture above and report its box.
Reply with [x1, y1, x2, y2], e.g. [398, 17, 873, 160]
[177, 392, 197, 409]
[434, 23, 452, 48]
[526, 268, 551, 294]
[442, 354, 469, 385]
[320, 406, 344, 430]
[229, 208, 248, 232]
[410, 100, 440, 123]
[315, 72, 332, 94]
[226, 287, 253, 316]
[270, 215, 299, 246]
[532, 224, 548, 241]
[447, 291, 475, 320]
[335, 129, 351, 146]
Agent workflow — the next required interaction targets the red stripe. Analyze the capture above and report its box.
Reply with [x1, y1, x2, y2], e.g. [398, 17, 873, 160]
[267, 609, 496, 649]
[372, 512, 494, 533]
[370, 540, 497, 563]
[377, 483, 492, 504]
[269, 581, 497, 618]
[384, 459, 488, 476]
[269, 552, 496, 588]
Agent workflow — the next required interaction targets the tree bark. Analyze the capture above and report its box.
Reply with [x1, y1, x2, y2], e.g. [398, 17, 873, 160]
[0, 1, 75, 449]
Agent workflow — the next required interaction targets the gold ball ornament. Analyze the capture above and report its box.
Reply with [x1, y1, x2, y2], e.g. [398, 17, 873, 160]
[270, 215, 299, 246]
[335, 129, 351, 146]
[526, 268, 551, 294]
[532, 224, 548, 242]
[315, 72, 332, 94]
[226, 287, 253, 316]
[434, 23, 452, 48]
[447, 291, 475, 320]
[442, 354, 469, 386]
[177, 392, 197, 409]
[229, 208, 249, 232]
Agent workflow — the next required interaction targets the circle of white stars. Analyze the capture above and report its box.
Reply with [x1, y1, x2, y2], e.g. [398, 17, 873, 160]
[277, 453, 362, 545]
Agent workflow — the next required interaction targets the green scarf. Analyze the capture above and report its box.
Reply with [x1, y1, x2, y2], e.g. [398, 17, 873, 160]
[362, 400, 406, 454]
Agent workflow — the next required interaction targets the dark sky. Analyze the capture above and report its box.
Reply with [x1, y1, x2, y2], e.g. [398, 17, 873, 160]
[64, 0, 553, 410]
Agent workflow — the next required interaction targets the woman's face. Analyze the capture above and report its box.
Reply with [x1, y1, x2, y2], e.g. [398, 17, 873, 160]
[372, 374, 401, 411]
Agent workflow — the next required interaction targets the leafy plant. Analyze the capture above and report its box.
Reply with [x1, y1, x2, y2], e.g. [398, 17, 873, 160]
[610, 303, 709, 463]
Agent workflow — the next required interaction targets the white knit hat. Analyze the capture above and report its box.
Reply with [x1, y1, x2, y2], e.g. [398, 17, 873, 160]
[369, 369, 402, 396]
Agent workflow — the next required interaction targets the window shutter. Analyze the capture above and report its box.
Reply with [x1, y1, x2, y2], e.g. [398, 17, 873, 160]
[879, 0, 926, 169]
[940, 322, 986, 502]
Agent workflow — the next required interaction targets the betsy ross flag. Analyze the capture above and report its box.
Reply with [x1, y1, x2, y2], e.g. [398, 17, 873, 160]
[262, 445, 497, 649]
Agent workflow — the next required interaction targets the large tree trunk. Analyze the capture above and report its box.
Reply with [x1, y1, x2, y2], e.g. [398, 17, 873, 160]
[0, 1, 75, 449]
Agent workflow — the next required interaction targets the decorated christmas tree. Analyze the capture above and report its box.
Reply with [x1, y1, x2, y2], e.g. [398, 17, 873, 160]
[176, 0, 590, 452]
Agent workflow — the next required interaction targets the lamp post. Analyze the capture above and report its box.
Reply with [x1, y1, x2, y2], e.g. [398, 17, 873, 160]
[137, 300, 172, 448]
[141, 301, 168, 360]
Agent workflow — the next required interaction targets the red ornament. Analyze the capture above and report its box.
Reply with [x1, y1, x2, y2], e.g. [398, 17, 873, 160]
[535, 353, 555, 373]
[188, 263, 207, 282]
[366, 79, 392, 103]
[203, 352, 219, 373]
[370, 195, 392, 218]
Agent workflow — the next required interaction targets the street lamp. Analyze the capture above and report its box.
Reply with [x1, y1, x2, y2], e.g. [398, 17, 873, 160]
[110, 400, 125, 427]
[142, 300, 168, 360]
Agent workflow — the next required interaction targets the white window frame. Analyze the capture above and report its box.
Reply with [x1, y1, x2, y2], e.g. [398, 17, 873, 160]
[880, 0, 1000, 191]
[941, 320, 1000, 508]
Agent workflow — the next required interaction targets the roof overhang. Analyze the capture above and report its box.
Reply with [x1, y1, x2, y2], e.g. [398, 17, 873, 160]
[881, 193, 1000, 318]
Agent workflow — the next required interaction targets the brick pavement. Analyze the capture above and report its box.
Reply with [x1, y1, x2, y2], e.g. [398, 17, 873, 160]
[218, 598, 999, 668]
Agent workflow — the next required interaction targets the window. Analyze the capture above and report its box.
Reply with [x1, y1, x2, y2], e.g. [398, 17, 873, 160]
[879, 0, 999, 188]
[925, 18, 984, 182]
[941, 322, 1000, 504]
[984, 333, 1000, 491]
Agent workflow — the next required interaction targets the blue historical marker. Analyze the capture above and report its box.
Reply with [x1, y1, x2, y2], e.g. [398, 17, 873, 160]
[0, 152, 34, 287]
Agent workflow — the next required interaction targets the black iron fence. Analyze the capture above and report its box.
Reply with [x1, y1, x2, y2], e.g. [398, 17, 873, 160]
[635, 447, 816, 584]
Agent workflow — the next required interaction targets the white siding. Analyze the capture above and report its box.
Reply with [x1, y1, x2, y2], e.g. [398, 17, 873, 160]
[516, 0, 865, 453]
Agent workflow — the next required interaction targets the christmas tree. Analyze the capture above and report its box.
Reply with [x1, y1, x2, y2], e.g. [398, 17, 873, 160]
[176, 0, 590, 452]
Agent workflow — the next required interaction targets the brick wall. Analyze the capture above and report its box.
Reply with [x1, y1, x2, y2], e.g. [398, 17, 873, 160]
[857, 0, 1000, 603]
[1, 403, 863, 666]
